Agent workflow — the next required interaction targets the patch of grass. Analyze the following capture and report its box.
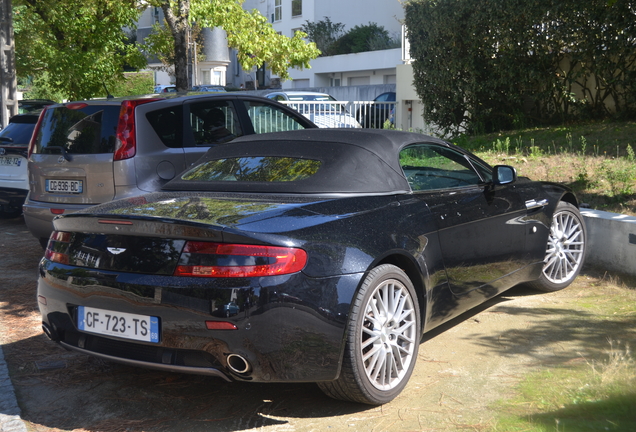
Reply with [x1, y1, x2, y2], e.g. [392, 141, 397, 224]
[454, 120, 636, 215]
[489, 280, 636, 432]
[491, 341, 636, 431]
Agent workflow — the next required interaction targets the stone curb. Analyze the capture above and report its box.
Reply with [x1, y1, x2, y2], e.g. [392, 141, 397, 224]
[0, 345, 27, 432]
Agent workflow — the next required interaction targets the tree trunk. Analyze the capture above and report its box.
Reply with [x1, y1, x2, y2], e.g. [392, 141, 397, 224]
[161, 1, 190, 92]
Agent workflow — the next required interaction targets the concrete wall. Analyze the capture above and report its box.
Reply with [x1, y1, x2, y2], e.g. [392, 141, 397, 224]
[581, 209, 636, 277]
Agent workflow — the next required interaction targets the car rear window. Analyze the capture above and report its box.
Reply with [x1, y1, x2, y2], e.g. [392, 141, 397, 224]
[0, 120, 37, 145]
[32, 105, 120, 155]
[181, 156, 322, 182]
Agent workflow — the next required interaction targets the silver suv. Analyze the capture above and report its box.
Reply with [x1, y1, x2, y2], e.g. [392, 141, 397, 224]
[24, 94, 316, 246]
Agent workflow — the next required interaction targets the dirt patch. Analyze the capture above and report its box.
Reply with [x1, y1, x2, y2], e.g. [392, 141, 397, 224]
[1, 216, 635, 431]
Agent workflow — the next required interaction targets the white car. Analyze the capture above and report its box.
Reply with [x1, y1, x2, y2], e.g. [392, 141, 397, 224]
[266, 91, 362, 128]
[0, 112, 40, 218]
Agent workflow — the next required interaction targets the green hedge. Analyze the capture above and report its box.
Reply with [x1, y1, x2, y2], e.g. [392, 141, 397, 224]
[405, 0, 636, 136]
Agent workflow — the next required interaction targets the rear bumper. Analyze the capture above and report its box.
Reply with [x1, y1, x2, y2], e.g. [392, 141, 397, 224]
[37, 261, 360, 383]
[0, 187, 28, 207]
[22, 197, 94, 241]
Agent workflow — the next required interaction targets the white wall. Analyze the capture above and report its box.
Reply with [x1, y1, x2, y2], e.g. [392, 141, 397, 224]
[284, 48, 401, 88]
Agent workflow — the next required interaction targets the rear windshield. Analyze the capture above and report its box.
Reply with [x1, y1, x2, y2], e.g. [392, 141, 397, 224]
[181, 157, 322, 182]
[0, 120, 37, 146]
[32, 105, 120, 155]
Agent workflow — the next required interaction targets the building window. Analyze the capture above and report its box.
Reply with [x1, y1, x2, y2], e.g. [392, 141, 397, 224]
[292, 0, 302, 17]
[274, 0, 282, 22]
[291, 28, 301, 37]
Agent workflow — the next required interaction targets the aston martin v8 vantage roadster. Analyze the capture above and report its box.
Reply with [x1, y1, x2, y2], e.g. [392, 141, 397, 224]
[37, 129, 586, 404]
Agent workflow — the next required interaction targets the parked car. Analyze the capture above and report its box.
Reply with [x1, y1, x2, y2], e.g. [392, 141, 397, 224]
[356, 91, 396, 128]
[1, 99, 54, 130]
[0, 112, 41, 218]
[154, 85, 177, 93]
[23, 94, 317, 246]
[191, 85, 226, 93]
[37, 129, 586, 405]
[265, 91, 362, 128]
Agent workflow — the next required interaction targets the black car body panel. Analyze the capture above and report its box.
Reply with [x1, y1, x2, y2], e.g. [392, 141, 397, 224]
[37, 129, 578, 385]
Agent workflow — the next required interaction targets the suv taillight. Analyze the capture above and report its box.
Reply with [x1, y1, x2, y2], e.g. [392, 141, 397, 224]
[27, 107, 48, 159]
[114, 98, 163, 161]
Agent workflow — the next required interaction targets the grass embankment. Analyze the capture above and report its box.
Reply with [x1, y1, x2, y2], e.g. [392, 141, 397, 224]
[490, 275, 636, 431]
[455, 121, 636, 430]
[454, 121, 636, 215]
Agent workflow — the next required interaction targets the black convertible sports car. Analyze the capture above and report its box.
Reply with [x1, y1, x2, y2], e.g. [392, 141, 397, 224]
[37, 129, 586, 404]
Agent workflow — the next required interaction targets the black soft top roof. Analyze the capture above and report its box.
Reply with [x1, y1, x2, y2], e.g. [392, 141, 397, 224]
[164, 129, 451, 195]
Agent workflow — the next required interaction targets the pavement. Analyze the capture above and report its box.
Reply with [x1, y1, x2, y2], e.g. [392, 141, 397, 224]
[0, 346, 27, 432]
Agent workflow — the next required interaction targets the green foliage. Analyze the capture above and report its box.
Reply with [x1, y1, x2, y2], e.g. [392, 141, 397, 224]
[301, 17, 346, 57]
[332, 22, 397, 54]
[404, 0, 636, 137]
[149, 0, 320, 90]
[108, 72, 154, 97]
[302, 18, 398, 56]
[14, 0, 147, 101]
[21, 73, 65, 103]
[143, 21, 206, 73]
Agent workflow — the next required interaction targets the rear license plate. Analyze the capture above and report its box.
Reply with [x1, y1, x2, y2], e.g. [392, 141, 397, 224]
[77, 306, 159, 343]
[46, 179, 83, 194]
[0, 156, 22, 167]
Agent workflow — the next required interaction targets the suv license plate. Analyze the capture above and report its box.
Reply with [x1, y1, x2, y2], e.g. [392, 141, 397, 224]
[0, 156, 22, 167]
[45, 179, 83, 194]
[77, 306, 160, 343]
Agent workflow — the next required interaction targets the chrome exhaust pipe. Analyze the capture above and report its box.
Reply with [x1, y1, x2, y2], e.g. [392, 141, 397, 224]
[42, 322, 59, 341]
[226, 353, 250, 374]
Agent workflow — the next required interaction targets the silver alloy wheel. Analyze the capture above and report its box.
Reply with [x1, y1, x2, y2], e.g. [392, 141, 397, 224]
[543, 208, 585, 284]
[360, 278, 417, 391]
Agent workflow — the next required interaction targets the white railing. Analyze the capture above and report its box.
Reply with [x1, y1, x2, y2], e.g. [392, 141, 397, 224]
[278, 100, 396, 129]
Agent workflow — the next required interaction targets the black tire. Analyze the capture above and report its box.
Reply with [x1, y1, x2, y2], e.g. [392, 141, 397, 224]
[527, 201, 586, 292]
[318, 264, 421, 404]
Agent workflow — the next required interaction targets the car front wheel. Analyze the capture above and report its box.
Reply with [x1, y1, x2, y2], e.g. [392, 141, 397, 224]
[318, 264, 420, 404]
[528, 201, 586, 292]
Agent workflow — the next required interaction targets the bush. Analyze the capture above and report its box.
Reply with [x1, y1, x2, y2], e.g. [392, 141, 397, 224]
[405, 0, 636, 136]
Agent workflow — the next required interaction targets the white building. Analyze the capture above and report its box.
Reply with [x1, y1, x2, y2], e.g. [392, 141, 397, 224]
[242, 0, 404, 89]
[136, 1, 429, 133]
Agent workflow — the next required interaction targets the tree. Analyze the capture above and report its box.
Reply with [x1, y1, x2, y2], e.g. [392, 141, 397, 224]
[13, 0, 146, 101]
[301, 17, 345, 57]
[146, 0, 320, 92]
[405, 0, 636, 136]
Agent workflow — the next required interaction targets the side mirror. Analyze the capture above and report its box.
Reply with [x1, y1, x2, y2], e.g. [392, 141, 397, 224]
[493, 165, 517, 185]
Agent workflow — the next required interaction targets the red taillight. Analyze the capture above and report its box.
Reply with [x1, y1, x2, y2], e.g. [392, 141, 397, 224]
[174, 242, 307, 278]
[44, 231, 72, 265]
[114, 99, 162, 161]
[27, 107, 48, 159]
[205, 321, 238, 330]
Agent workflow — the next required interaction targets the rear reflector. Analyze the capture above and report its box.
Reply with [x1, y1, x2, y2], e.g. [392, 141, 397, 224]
[174, 242, 307, 278]
[205, 321, 238, 330]
[50, 209, 65, 215]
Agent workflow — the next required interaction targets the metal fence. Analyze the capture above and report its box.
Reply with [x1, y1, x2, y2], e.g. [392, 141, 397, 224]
[276, 100, 397, 129]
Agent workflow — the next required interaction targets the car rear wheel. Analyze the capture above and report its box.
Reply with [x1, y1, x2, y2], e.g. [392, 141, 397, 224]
[528, 201, 586, 292]
[318, 264, 420, 404]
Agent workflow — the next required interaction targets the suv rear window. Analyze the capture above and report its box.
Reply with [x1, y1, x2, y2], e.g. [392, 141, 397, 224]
[32, 105, 121, 155]
[0, 117, 38, 145]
